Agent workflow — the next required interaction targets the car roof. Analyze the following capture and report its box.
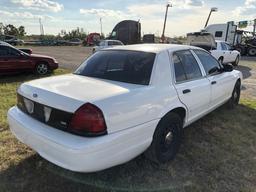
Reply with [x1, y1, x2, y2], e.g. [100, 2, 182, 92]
[106, 43, 202, 53]
[0, 40, 11, 46]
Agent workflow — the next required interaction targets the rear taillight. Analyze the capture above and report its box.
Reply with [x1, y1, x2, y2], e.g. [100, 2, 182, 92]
[69, 103, 107, 136]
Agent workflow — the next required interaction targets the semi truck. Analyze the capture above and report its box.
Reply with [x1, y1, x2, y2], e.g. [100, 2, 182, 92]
[108, 20, 141, 45]
[203, 21, 256, 56]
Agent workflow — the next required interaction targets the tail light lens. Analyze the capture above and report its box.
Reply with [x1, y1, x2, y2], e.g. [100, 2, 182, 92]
[69, 103, 107, 136]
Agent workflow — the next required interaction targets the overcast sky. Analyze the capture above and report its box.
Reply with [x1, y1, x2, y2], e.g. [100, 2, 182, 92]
[0, 0, 255, 36]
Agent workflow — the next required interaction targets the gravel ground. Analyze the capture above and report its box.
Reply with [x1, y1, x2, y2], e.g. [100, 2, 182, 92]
[23, 46, 256, 99]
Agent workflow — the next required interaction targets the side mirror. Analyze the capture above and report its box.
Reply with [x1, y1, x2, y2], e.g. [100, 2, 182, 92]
[223, 64, 233, 72]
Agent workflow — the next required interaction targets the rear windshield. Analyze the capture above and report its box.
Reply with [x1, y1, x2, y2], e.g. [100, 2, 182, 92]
[74, 50, 156, 85]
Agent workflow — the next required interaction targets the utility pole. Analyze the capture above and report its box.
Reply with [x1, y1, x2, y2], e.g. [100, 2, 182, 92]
[39, 18, 44, 36]
[161, 2, 172, 43]
[100, 18, 103, 36]
[253, 19, 256, 36]
[204, 7, 218, 28]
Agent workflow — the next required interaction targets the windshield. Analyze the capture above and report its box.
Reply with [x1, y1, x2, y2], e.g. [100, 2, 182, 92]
[74, 50, 156, 85]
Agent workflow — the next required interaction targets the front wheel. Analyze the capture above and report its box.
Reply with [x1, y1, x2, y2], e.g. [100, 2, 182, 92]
[144, 112, 183, 164]
[232, 56, 239, 66]
[227, 81, 241, 109]
[35, 63, 49, 75]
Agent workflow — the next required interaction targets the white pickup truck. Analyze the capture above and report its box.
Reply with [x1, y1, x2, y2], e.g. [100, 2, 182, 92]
[8, 44, 242, 172]
[187, 32, 240, 66]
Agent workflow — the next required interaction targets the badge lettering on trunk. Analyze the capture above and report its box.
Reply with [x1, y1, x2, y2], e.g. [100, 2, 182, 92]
[43, 106, 52, 122]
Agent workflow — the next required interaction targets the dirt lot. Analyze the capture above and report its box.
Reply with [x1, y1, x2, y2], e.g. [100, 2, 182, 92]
[24, 46, 93, 70]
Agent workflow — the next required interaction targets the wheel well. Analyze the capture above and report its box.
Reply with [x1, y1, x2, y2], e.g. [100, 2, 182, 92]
[164, 107, 186, 125]
[237, 78, 241, 86]
[36, 61, 49, 66]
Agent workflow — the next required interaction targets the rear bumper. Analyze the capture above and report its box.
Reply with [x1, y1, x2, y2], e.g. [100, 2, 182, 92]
[8, 106, 157, 172]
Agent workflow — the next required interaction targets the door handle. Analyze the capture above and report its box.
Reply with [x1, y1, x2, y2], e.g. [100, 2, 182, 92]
[183, 89, 191, 94]
[211, 81, 217, 85]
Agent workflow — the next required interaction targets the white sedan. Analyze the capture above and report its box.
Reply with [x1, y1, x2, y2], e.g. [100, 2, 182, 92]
[187, 33, 240, 66]
[211, 41, 240, 66]
[92, 40, 124, 53]
[8, 44, 242, 172]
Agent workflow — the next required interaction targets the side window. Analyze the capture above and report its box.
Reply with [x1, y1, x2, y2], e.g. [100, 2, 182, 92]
[225, 43, 232, 50]
[173, 54, 186, 82]
[99, 41, 105, 46]
[108, 41, 114, 46]
[8, 47, 20, 56]
[215, 31, 223, 38]
[221, 43, 227, 50]
[0, 46, 9, 56]
[193, 49, 220, 75]
[173, 50, 202, 83]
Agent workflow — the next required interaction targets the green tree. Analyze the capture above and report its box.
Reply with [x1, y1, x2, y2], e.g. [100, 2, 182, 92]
[18, 26, 26, 37]
[3, 24, 26, 38]
[3, 24, 19, 36]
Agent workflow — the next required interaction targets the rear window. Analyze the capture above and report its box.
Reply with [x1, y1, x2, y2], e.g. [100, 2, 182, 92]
[74, 50, 156, 85]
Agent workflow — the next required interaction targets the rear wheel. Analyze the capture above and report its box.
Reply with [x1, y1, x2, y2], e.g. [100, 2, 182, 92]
[248, 47, 256, 56]
[227, 81, 241, 109]
[145, 113, 183, 164]
[35, 63, 49, 75]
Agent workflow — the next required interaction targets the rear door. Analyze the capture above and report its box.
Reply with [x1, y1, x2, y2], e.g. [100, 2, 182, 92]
[225, 43, 237, 62]
[0, 45, 11, 73]
[220, 42, 231, 63]
[193, 49, 235, 108]
[171, 50, 211, 123]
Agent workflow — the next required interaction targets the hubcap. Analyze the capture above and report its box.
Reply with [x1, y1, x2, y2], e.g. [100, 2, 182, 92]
[165, 131, 173, 146]
[37, 64, 48, 75]
[249, 49, 256, 55]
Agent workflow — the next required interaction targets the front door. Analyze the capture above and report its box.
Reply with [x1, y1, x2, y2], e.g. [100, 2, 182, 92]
[193, 49, 235, 108]
[171, 50, 211, 123]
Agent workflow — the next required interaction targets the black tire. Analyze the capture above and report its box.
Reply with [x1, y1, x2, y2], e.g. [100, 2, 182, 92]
[248, 47, 256, 56]
[144, 112, 183, 164]
[35, 63, 49, 75]
[227, 81, 241, 109]
[232, 56, 239, 66]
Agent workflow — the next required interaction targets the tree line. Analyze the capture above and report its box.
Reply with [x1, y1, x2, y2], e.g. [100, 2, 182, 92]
[0, 23, 26, 37]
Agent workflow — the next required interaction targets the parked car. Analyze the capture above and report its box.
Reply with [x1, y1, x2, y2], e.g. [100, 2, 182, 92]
[92, 40, 124, 53]
[0, 41, 58, 75]
[187, 32, 240, 66]
[0, 35, 24, 45]
[84, 33, 101, 46]
[212, 41, 241, 65]
[0, 40, 32, 54]
[8, 44, 242, 172]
